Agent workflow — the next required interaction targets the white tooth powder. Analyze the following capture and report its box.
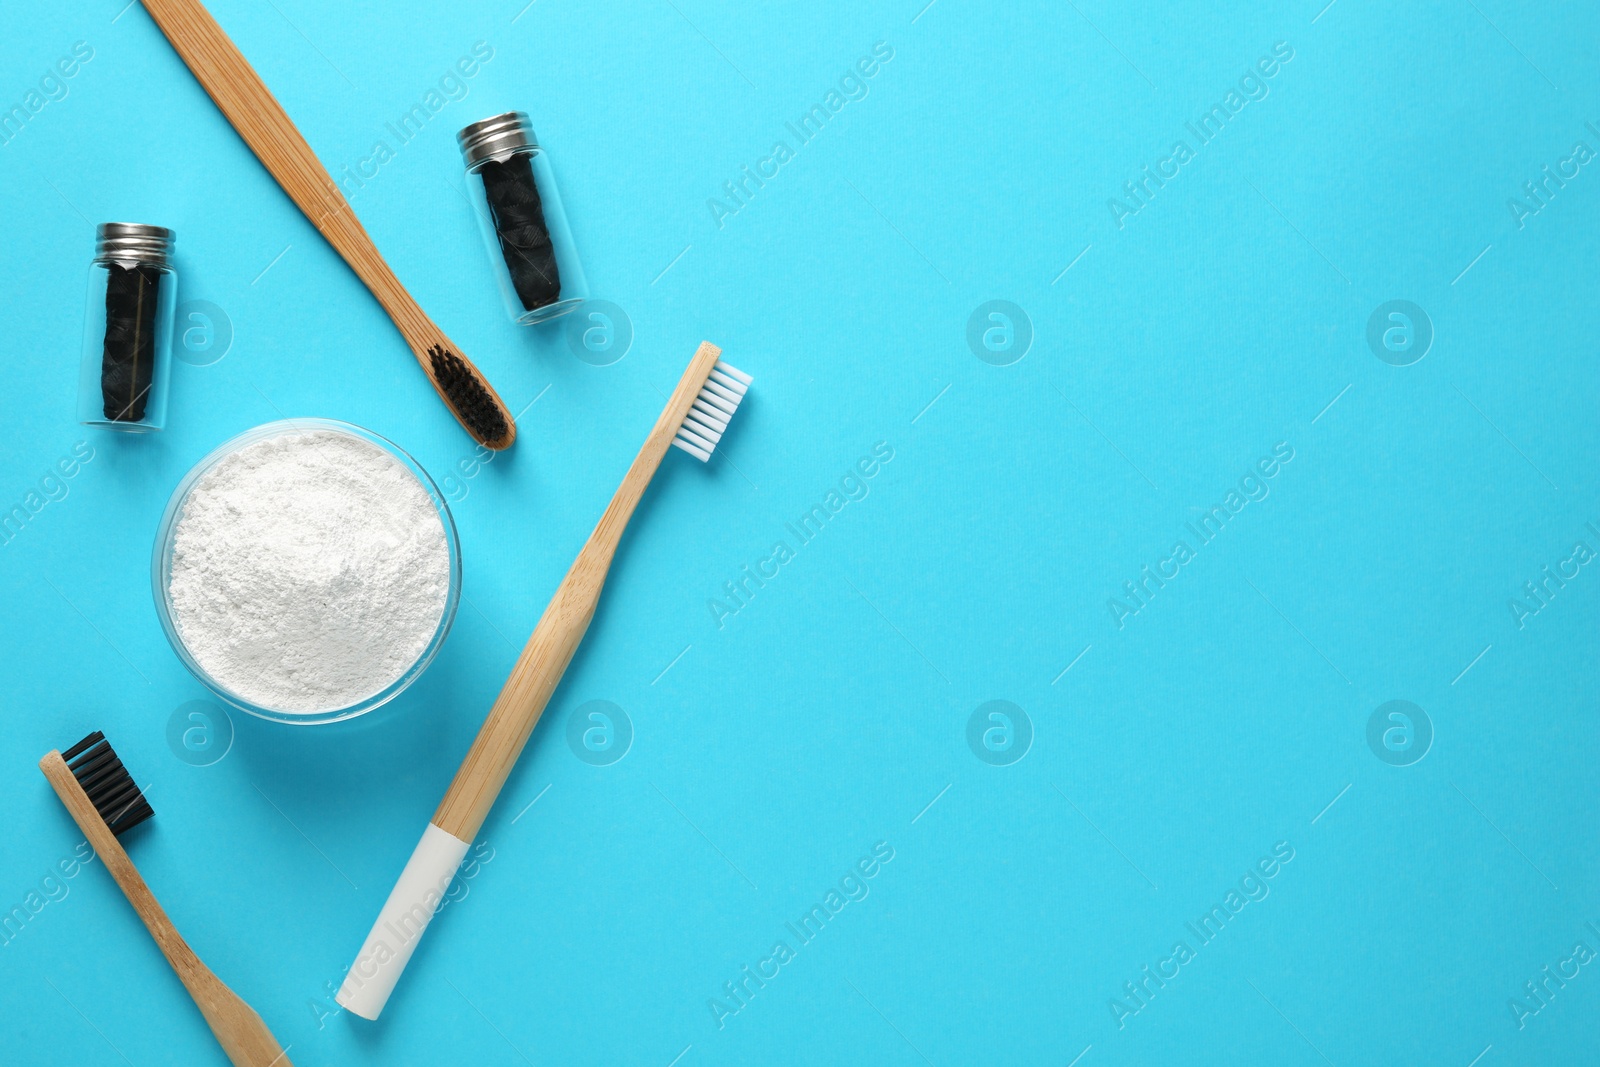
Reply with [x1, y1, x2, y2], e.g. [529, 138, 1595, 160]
[167, 429, 452, 714]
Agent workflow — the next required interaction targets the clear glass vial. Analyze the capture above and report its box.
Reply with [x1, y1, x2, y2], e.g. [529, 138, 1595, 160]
[78, 223, 177, 431]
[458, 112, 587, 325]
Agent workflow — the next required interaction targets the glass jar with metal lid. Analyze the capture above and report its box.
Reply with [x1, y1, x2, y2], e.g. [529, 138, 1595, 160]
[457, 112, 588, 325]
[77, 223, 178, 431]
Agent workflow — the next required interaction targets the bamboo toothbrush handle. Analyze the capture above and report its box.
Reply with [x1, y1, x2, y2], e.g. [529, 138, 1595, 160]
[40, 753, 292, 1067]
[434, 340, 724, 839]
[138, 0, 421, 333]
[335, 342, 722, 1022]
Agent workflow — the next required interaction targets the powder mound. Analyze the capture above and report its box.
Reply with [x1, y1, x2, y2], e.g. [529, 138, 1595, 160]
[168, 430, 451, 714]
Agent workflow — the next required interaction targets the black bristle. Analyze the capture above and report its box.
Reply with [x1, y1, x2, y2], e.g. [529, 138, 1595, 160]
[61, 730, 105, 762]
[62, 732, 153, 837]
[428, 345, 509, 446]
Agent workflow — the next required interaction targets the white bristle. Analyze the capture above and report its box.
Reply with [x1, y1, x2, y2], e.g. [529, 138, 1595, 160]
[709, 369, 748, 393]
[691, 398, 729, 429]
[683, 415, 723, 445]
[673, 360, 751, 461]
[702, 379, 742, 406]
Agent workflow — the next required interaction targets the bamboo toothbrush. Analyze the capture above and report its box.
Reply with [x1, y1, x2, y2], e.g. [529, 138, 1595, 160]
[137, 0, 516, 450]
[40, 732, 294, 1067]
[336, 342, 751, 1020]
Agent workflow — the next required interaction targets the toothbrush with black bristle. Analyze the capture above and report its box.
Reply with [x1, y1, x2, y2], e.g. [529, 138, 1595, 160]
[40, 732, 294, 1066]
[337, 342, 752, 1020]
[137, 0, 517, 452]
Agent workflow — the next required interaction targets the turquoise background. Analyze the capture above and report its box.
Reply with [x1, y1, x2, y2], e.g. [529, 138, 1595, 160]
[2, 0, 1598, 1064]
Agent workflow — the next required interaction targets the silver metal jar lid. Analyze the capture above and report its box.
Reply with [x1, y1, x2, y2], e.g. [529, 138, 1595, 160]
[95, 223, 175, 266]
[457, 111, 536, 169]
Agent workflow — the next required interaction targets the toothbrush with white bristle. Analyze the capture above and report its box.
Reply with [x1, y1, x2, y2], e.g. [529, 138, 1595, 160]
[337, 342, 750, 1021]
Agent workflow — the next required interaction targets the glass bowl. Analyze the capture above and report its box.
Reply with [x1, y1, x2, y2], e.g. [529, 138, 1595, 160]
[152, 418, 461, 726]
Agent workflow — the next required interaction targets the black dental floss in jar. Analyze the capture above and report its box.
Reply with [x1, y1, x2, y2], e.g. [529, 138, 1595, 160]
[458, 112, 588, 325]
[77, 223, 176, 431]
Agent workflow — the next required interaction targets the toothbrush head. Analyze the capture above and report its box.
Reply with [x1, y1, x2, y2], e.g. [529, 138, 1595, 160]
[60, 731, 154, 837]
[426, 344, 515, 451]
[671, 361, 752, 462]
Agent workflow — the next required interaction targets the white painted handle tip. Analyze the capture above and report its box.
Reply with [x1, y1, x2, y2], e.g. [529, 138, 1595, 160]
[335, 823, 470, 1021]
